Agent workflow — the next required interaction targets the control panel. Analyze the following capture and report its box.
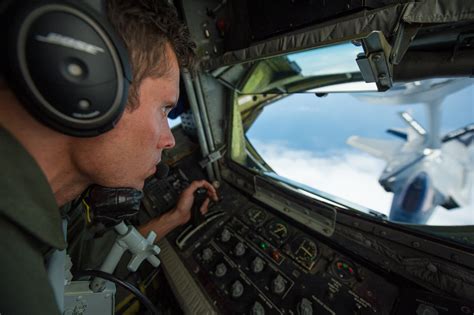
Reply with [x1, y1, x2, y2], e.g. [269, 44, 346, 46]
[168, 200, 399, 314]
[145, 167, 474, 315]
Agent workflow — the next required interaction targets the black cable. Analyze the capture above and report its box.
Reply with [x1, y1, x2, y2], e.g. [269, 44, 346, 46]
[75, 269, 160, 315]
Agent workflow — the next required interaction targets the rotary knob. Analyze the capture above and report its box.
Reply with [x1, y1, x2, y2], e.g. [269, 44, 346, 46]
[252, 301, 265, 315]
[221, 228, 231, 242]
[297, 298, 313, 315]
[231, 280, 244, 298]
[201, 248, 213, 262]
[234, 242, 246, 257]
[215, 263, 227, 277]
[251, 257, 264, 273]
[272, 275, 286, 295]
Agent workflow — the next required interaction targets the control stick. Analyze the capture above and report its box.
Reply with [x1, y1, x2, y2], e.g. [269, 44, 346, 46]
[191, 187, 208, 226]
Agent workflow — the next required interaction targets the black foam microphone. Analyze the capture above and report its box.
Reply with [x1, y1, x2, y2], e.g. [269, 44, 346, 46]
[82, 185, 144, 228]
[155, 162, 169, 179]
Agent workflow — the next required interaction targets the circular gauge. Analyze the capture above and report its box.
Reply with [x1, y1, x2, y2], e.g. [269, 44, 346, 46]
[292, 237, 318, 266]
[332, 259, 356, 281]
[267, 220, 289, 242]
[247, 208, 267, 226]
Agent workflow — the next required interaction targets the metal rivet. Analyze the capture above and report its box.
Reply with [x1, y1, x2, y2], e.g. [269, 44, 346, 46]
[380, 231, 387, 236]
[78, 99, 90, 110]
[427, 263, 437, 273]
[67, 63, 83, 77]
[204, 29, 210, 38]
[412, 241, 420, 248]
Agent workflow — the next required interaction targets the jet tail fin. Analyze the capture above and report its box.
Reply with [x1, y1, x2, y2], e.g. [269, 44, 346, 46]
[399, 111, 426, 137]
[442, 123, 474, 146]
[387, 128, 408, 140]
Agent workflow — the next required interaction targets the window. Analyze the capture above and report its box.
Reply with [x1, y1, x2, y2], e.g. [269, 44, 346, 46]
[245, 80, 473, 226]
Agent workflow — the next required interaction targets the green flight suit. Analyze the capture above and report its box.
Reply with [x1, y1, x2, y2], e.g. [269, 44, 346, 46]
[0, 128, 65, 315]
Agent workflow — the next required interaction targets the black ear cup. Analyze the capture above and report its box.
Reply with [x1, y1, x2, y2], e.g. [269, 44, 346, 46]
[3, 0, 132, 137]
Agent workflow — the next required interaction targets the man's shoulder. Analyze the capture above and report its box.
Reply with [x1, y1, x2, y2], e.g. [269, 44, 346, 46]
[0, 216, 61, 315]
[0, 127, 66, 250]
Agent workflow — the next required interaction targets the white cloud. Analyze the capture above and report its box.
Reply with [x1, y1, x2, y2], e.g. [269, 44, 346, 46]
[251, 140, 474, 226]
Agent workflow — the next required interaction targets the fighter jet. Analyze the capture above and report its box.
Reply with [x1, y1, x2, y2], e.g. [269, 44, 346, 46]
[347, 79, 473, 224]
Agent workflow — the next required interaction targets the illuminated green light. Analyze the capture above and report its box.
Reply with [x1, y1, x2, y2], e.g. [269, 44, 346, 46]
[260, 242, 268, 249]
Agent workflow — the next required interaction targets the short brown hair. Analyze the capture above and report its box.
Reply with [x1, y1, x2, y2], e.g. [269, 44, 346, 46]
[107, 0, 196, 109]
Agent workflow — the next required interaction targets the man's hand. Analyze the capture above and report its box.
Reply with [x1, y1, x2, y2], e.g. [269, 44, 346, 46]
[173, 180, 218, 225]
[139, 180, 218, 241]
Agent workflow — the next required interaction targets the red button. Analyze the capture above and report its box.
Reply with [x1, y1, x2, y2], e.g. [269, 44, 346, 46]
[216, 19, 226, 32]
[272, 250, 281, 261]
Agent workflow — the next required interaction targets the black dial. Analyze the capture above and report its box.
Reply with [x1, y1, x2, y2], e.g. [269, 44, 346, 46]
[267, 220, 289, 242]
[292, 237, 318, 269]
[247, 207, 267, 226]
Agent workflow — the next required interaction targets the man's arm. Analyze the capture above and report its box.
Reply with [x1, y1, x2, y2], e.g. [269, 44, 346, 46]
[138, 180, 218, 240]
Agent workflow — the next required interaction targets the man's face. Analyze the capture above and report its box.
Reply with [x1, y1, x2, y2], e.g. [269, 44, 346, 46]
[73, 44, 178, 189]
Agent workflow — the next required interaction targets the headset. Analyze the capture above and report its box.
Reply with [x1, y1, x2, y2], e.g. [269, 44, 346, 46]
[1, 0, 132, 137]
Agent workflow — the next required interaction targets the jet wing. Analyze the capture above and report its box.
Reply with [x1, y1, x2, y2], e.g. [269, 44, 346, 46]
[347, 136, 401, 161]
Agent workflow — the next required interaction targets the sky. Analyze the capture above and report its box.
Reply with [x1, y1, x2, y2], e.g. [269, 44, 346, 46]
[169, 116, 181, 128]
[246, 82, 474, 226]
[287, 41, 363, 77]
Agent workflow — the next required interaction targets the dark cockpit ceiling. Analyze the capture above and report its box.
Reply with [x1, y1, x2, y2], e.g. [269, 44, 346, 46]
[200, 0, 474, 84]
